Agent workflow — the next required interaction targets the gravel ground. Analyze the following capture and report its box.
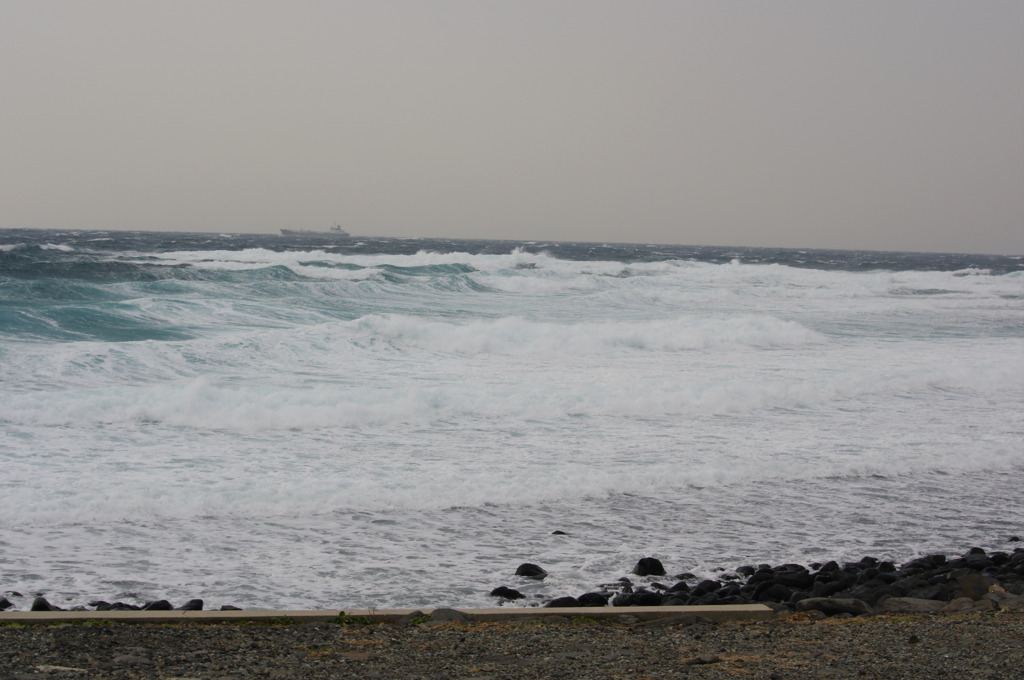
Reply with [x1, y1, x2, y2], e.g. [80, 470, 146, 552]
[1, 610, 1021, 680]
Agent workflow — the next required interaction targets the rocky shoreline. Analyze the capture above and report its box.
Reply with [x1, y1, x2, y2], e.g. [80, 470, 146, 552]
[4, 541, 1023, 617]
[3, 542, 1023, 679]
[498, 539, 1024, 617]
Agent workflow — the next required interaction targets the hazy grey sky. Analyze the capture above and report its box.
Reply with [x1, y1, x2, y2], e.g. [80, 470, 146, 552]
[2, 1, 1022, 253]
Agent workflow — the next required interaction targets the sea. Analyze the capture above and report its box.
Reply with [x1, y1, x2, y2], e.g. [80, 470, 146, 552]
[1, 228, 1022, 612]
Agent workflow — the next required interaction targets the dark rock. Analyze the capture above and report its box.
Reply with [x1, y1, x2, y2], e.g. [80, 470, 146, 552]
[965, 554, 995, 570]
[774, 570, 813, 589]
[689, 592, 722, 605]
[220, 605, 243, 611]
[515, 563, 548, 580]
[490, 586, 525, 600]
[990, 552, 1010, 566]
[611, 593, 635, 607]
[667, 581, 691, 593]
[632, 557, 666, 577]
[630, 590, 663, 607]
[848, 582, 895, 606]
[175, 598, 204, 611]
[690, 580, 721, 596]
[813, 574, 856, 597]
[746, 571, 775, 586]
[108, 602, 142, 611]
[756, 583, 793, 603]
[674, 572, 697, 581]
[577, 592, 609, 607]
[1009, 536, 1021, 542]
[141, 599, 173, 611]
[30, 597, 61, 612]
[900, 554, 946, 574]
[795, 597, 872, 616]
[856, 568, 880, 584]
[0, 597, 13, 611]
[545, 596, 581, 608]
[717, 584, 742, 598]
[551, 530, 567, 535]
[965, 546, 987, 555]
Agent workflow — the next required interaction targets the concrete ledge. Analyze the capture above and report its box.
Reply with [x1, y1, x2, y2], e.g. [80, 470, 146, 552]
[0, 604, 772, 626]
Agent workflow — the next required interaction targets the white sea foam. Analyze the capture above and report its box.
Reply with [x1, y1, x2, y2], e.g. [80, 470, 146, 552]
[1, 239, 1022, 610]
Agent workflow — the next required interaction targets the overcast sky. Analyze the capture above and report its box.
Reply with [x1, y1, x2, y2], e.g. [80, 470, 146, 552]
[2, 1, 1022, 253]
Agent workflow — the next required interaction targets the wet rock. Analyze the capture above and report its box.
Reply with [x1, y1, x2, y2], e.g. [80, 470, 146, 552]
[632, 557, 666, 577]
[577, 592, 609, 607]
[220, 604, 243, 610]
[689, 592, 723, 605]
[773, 569, 813, 589]
[30, 597, 61, 612]
[813, 574, 857, 597]
[756, 583, 794, 603]
[490, 586, 525, 600]
[690, 580, 721, 597]
[175, 598, 204, 611]
[545, 596, 580, 608]
[515, 563, 548, 580]
[629, 590, 663, 607]
[0, 597, 13, 611]
[611, 593, 635, 607]
[141, 599, 173, 611]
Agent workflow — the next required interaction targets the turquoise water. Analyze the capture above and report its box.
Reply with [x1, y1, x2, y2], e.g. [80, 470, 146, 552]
[1, 229, 1021, 610]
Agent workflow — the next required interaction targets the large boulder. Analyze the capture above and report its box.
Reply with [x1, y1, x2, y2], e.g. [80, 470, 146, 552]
[632, 557, 666, 577]
[31, 597, 60, 612]
[515, 563, 548, 580]
[490, 586, 525, 600]
[577, 592, 609, 607]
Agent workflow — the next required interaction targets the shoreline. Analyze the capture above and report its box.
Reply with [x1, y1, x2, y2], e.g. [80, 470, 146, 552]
[5, 543, 1021, 616]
